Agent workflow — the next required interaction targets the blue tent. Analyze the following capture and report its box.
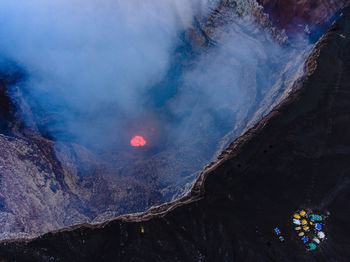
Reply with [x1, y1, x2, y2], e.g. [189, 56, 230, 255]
[274, 228, 281, 235]
[301, 236, 308, 243]
[315, 223, 322, 230]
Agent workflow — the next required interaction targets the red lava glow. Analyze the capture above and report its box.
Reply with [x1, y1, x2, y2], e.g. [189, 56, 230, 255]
[130, 136, 147, 147]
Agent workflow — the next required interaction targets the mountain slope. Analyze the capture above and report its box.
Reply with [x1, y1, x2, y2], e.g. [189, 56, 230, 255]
[258, 0, 346, 39]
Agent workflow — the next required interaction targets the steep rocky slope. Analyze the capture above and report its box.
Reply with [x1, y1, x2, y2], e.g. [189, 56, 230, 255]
[258, 0, 347, 39]
[0, 121, 165, 239]
[0, 77, 164, 239]
[1, 6, 349, 262]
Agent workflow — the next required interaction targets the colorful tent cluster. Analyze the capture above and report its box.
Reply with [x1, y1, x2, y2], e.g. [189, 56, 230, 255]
[292, 210, 329, 251]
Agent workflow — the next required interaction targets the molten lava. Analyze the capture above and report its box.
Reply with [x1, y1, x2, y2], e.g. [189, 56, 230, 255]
[130, 136, 147, 147]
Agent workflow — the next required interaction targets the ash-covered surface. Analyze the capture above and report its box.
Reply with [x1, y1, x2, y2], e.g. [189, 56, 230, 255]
[0, 6, 350, 262]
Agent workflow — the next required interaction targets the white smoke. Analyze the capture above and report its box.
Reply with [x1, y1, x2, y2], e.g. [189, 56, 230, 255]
[0, 0, 311, 186]
[0, 0, 219, 142]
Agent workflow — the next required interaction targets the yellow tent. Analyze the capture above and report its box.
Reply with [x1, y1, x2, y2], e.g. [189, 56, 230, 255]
[293, 214, 301, 219]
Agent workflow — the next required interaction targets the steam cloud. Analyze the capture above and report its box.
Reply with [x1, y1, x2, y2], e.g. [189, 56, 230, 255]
[0, 0, 217, 143]
[0, 0, 311, 189]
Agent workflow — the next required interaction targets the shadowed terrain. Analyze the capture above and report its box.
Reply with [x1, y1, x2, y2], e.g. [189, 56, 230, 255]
[258, 0, 346, 40]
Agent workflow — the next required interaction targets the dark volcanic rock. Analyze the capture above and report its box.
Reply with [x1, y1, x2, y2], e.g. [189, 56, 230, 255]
[0, 78, 25, 136]
[258, 0, 348, 40]
[1, 6, 350, 262]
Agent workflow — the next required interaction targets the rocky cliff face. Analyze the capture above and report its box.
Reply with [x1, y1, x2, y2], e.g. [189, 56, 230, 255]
[0, 5, 349, 262]
[0, 76, 165, 239]
[0, 125, 164, 239]
[258, 0, 347, 40]
[0, 119, 166, 239]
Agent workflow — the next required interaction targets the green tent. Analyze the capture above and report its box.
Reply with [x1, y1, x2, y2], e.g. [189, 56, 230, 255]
[310, 214, 323, 221]
[308, 242, 317, 251]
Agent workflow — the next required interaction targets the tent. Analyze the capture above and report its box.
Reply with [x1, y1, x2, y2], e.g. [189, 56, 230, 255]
[274, 228, 281, 235]
[293, 219, 301, 225]
[308, 242, 317, 251]
[317, 231, 325, 239]
[301, 236, 308, 243]
[310, 214, 323, 221]
[315, 223, 322, 230]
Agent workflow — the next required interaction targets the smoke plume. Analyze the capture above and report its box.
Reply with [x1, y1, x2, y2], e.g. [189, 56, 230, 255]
[0, 0, 311, 193]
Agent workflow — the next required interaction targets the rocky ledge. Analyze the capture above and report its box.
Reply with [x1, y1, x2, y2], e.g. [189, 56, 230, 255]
[0, 5, 349, 262]
[258, 0, 347, 40]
